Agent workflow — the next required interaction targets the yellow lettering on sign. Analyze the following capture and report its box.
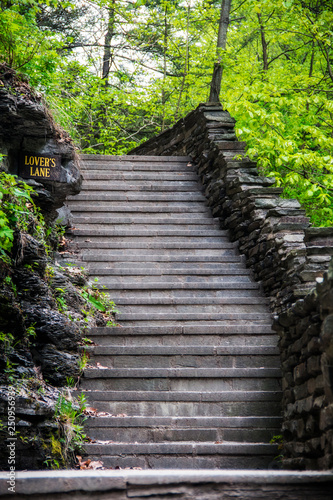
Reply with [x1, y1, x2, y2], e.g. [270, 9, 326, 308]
[24, 155, 56, 174]
[29, 166, 51, 178]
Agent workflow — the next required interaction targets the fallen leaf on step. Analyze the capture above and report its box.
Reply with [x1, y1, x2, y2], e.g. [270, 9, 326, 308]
[97, 411, 113, 417]
[96, 362, 108, 369]
[83, 406, 98, 416]
[76, 456, 105, 470]
[116, 413, 128, 417]
[215, 440, 223, 444]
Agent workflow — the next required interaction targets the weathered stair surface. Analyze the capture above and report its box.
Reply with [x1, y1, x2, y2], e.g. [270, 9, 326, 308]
[66, 154, 282, 469]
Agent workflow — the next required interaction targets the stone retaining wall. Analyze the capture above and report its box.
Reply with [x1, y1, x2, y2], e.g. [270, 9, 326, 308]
[130, 103, 333, 469]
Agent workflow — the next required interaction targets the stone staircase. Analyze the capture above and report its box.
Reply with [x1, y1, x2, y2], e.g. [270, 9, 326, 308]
[65, 154, 282, 469]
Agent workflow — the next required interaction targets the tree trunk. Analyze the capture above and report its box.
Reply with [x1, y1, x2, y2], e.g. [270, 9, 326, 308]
[161, 5, 168, 131]
[209, 0, 232, 103]
[257, 12, 268, 71]
[175, 2, 190, 121]
[102, 2, 116, 83]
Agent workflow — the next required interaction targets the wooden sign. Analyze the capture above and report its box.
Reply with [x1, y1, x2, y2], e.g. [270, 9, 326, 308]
[19, 153, 61, 181]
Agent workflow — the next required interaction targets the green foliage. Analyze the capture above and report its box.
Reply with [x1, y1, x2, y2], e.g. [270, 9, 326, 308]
[0, 172, 34, 261]
[50, 389, 87, 467]
[1, 0, 332, 225]
[77, 350, 88, 372]
[54, 287, 68, 313]
[80, 278, 119, 316]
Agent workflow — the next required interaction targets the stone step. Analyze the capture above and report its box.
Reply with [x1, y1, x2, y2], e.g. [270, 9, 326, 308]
[87, 325, 275, 336]
[85, 261, 245, 270]
[80, 374, 281, 392]
[71, 216, 218, 225]
[81, 181, 201, 191]
[84, 442, 278, 456]
[83, 389, 281, 402]
[72, 211, 212, 220]
[70, 236, 233, 246]
[81, 400, 282, 417]
[9, 470, 333, 498]
[115, 320, 272, 327]
[72, 223, 220, 232]
[80, 163, 192, 171]
[81, 367, 281, 392]
[83, 171, 199, 181]
[96, 273, 252, 282]
[115, 312, 271, 323]
[114, 301, 268, 314]
[83, 442, 278, 470]
[80, 154, 191, 161]
[82, 265, 250, 276]
[67, 193, 207, 202]
[81, 253, 242, 263]
[75, 241, 238, 250]
[83, 415, 282, 428]
[84, 423, 280, 444]
[89, 333, 278, 348]
[66, 202, 210, 213]
[71, 229, 228, 238]
[88, 352, 279, 369]
[83, 367, 280, 380]
[80, 453, 276, 470]
[90, 336, 279, 348]
[105, 296, 266, 304]
[97, 282, 260, 290]
[85, 346, 279, 356]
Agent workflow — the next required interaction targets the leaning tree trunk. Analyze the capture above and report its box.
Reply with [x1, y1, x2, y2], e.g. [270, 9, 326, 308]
[209, 0, 232, 103]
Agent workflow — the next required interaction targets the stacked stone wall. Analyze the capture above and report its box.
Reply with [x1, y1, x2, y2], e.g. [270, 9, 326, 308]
[130, 102, 333, 469]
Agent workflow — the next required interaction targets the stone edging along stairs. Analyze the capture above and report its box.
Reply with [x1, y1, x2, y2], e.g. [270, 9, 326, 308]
[65, 154, 282, 469]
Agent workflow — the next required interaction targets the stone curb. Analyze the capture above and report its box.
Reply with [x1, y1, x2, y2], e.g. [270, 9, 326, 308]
[1, 470, 333, 496]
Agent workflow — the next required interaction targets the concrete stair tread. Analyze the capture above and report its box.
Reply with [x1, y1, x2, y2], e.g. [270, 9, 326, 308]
[70, 242, 238, 250]
[116, 313, 271, 321]
[71, 217, 218, 225]
[85, 268, 250, 276]
[87, 325, 275, 335]
[83, 367, 281, 378]
[81, 389, 281, 401]
[80, 154, 192, 161]
[83, 415, 282, 427]
[72, 229, 225, 236]
[84, 346, 279, 355]
[81, 181, 202, 191]
[83, 172, 199, 180]
[97, 283, 261, 290]
[84, 442, 278, 455]
[67, 193, 207, 201]
[66, 202, 210, 213]
[106, 297, 266, 305]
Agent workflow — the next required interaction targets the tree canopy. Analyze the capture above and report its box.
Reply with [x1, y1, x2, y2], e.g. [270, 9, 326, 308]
[0, 0, 333, 225]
